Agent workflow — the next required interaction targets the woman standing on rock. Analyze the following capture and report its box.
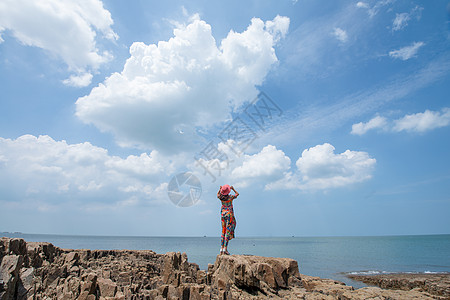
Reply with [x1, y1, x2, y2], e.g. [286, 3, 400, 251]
[217, 184, 239, 255]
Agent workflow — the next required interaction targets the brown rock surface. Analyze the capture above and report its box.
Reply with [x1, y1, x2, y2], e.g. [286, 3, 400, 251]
[0, 237, 447, 299]
[348, 273, 450, 298]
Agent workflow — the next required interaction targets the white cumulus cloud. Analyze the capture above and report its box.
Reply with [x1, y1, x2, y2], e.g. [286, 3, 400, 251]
[190, 141, 290, 188]
[352, 108, 450, 135]
[232, 145, 291, 179]
[62, 72, 94, 87]
[0, 135, 173, 208]
[389, 42, 424, 60]
[266, 143, 376, 190]
[393, 108, 450, 133]
[191, 141, 376, 191]
[75, 15, 289, 153]
[0, 0, 117, 82]
[351, 115, 387, 135]
[295, 143, 376, 189]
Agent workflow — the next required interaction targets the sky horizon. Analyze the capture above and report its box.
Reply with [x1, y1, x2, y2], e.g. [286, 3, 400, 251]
[1, 0, 449, 237]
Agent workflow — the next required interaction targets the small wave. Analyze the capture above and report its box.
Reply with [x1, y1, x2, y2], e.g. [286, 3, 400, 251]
[346, 270, 391, 275]
[346, 270, 450, 276]
[424, 271, 450, 274]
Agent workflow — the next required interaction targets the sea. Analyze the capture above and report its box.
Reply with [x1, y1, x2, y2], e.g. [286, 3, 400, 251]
[2, 233, 449, 288]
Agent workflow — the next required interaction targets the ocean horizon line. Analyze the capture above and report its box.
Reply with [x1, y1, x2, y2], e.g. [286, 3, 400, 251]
[2, 232, 450, 239]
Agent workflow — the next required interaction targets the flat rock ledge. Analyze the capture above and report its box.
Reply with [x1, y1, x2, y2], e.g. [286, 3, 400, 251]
[348, 273, 450, 299]
[0, 237, 445, 300]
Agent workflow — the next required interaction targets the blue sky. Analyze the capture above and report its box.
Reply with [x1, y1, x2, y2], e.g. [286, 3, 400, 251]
[0, 0, 449, 237]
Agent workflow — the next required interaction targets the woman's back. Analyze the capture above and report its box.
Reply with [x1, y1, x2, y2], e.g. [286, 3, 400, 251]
[219, 194, 234, 206]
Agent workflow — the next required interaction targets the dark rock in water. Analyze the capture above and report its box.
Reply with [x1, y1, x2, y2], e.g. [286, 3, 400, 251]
[0, 237, 445, 299]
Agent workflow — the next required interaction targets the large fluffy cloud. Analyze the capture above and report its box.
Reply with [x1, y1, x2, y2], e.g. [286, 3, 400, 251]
[191, 142, 290, 187]
[0, 135, 172, 210]
[266, 143, 376, 190]
[75, 15, 289, 153]
[0, 0, 118, 86]
[232, 145, 291, 179]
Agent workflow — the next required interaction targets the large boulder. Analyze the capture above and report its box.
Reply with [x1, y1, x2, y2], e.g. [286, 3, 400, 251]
[210, 254, 302, 295]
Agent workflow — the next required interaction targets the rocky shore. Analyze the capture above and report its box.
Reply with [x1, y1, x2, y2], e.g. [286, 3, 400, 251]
[1, 237, 448, 299]
[348, 273, 450, 299]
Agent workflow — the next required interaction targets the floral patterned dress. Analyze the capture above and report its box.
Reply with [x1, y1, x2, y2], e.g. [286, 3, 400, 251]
[218, 193, 237, 248]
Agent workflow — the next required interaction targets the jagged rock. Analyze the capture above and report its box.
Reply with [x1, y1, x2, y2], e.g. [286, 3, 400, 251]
[97, 277, 117, 297]
[65, 252, 80, 267]
[26, 243, 43, 269]
[80, 273, 97, 295]
[6, 239, 27, 257]
[196, 270, 207, 284]
[0, 255, 23, 300]
[16, 267, 34, 300]
[0, 237, 447, 300]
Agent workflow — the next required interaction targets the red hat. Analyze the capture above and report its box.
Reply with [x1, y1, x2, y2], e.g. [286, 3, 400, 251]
[220, 184, 231, 195]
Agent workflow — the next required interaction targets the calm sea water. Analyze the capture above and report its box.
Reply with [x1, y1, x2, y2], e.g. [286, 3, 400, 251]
[2, 233, 449, 288]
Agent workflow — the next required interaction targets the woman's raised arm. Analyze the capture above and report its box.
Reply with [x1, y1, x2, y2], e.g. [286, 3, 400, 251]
[231, 186, 239, 197]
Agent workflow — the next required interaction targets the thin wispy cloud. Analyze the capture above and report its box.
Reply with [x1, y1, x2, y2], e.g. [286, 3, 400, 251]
[389, 42, 425, 60]
[356, 0, 395, 18]
[392, 6, 423, 32]
[262, 55, 450, 145]
[282, 2, 364, 78]
[393, 13, 410, 31]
